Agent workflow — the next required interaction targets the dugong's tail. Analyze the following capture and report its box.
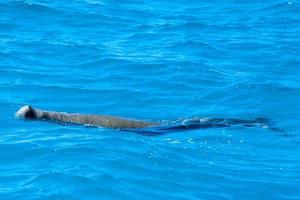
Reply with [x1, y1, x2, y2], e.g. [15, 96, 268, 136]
[164, 117, 271, 130]
[123, 117, 280, 135]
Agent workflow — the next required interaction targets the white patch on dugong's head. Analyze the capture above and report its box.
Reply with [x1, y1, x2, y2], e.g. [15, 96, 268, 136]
[16, 105, 36, 119]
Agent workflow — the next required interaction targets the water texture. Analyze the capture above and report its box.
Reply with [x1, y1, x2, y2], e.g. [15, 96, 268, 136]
[1, 0, 300, 199]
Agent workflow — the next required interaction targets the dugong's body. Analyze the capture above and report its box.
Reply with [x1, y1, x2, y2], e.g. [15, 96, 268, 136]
[16, 105, 276, 133]
[16, 105, 157, 129]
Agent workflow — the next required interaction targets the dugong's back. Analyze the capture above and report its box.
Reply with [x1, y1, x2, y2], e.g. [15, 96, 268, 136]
[16, 105, 156, 129]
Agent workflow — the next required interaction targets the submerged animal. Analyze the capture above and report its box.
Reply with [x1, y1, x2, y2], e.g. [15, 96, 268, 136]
[16, 105, 277, 135]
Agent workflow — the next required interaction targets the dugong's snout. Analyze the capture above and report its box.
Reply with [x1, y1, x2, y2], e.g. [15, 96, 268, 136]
[16, 105, 37, 119]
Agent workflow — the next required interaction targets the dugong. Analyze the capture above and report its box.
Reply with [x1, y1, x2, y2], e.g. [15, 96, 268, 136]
[15, 105, 278, 134]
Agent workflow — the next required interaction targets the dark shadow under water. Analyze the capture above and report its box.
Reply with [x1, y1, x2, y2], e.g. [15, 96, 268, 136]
[121, 117, 286, 136]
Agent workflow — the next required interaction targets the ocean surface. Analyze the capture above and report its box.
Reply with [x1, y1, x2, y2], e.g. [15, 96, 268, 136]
[1, 0, 300, 199]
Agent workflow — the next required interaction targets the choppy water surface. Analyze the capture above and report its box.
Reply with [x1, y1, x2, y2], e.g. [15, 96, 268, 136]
[1, 0, 300, 199]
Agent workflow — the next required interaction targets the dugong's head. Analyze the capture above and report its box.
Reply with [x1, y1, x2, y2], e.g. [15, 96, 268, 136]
[16, 105, 37, 119]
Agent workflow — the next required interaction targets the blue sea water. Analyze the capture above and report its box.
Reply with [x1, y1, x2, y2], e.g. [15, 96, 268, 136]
[1, 0, 300, 199]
